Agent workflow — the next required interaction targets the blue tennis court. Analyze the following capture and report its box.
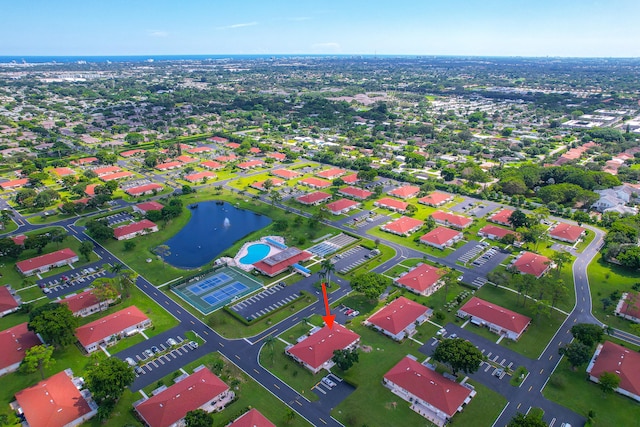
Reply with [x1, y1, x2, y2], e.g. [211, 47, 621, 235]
[186, 273, 232, 295]
[172, 266, 263, 314]
[202, 282, 248, 304]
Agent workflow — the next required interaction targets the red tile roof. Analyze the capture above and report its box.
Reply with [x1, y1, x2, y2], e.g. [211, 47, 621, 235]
[0, 322, 41, 371]
[339, 186, 372, 200]
[214, 154, 237, 162]
[184, 171, 216, 182]
[549, 223, 585, 243]
[251, 178, 284, 190]
[317, 168, 346, 179]
[267, 152, 287, 161]
[513, 251, 552, 277]
[418, 191, 452, 206]
[100, 171, 134, 181]
[375, 197, 409, 211]
[176, 155, 198, 164]
[395, 264, 445, 293]
[226, 142, 241, 149]
[0, 178, 28, 189]
[201, 160, 223, 170]
[113, 219, 157, 239]
[341, 173, 359, 183]
[296, 191, 332, 205]
[52, 167, 75, 177]
[249, 147, 262, 154]
[389, 185, 420, 199]
[237, 160, 264, 169]
[588, 341, 640, 397]
[208, 136, 228, 143]
[384, 357, 472, 417]
[326, 198, 359, 213]
[300, 177, 331, 188]
[16, 248, 78, 274]
[135, 368, 229, 427]
[253, 249, 312, 276]
[156, 161, 183, 170]
[420, 226, 462, 246]
[120, 149, 146, 157]
[287, 324, 360, 371]
[92, 166, 121, 176]
[479, 225, 516, 239]
[271, 169, 300, 179]
[366, 297, 430, 335]
[186, 146, 212, 153]
[431, 211, 473, 228]
[75, 306, 149, 348]
[11, 235, 27, 246]
[14, 371, 93, 427]
[489, 209, 515, 225]
[71, 157, 98, 165]
[84, 183, 97, 196]
[381, 216, 424, 235]
[618, 292, 640, 319]
[228, 408, 276, 427]
[126, 183, 163, 195]
[459, 297, 531, 336]
[135, 201, 164, 212]
[58, 290, 103, 314]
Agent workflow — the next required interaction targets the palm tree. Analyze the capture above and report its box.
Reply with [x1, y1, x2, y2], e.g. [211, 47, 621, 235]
[108, 262, 124, 276]
[320, 258, 335, 289]
[119, 269, 138, 298]
[264, 335, 276, 365]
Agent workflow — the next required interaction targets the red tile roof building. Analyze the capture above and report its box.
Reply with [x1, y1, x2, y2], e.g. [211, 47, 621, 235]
[511, 251, 552, 278]
[237, 160, 264, 170]
[184, 171, 216, 182]
[0, 323, 41, 376]
[113, 219, 159, 240]
[419, 227, 463, 250]
[418, 191, 453, 207]
[208, 136, 228, 143]
[395, 264, 446, 296]
[187, 146, 213, 154]
[84, 183, 97, 196]
[100, 170, 134, 181]
[342, 173, 359, 184]
[431, 211, 473, 229]
[389, 185, 420, 199]
[134, 367, 234, 427]
[228, 408, 276, 427]
[249, 147, 262, 154]
[267, 152, 286, 161]
[326, 198, 360, 215]
[133, 201, 164, 215]
[374, 197, 409, 213]
[120, 149, 146, 157]
[317, 168, 346, 179]
[299, 177, 332, 189]
[226, 142, 241, 149]
[16, 248, 79, 276]
[0, 285, 21, 317]
[201, 160, 224, 170]
[488, 209, 515, 226]
[214, 154, 237, 162]
[176, 155, 198, 164]
[251, 178, 284, 191]
[52, 167, 75, 177]
[614, 292, 640, 323]
[586, 341, 640, 402]
[549, 223, 586, 243]
[125, 183, 163, 196]
[156, 161, 183, 171]
[12, 370, 97, 427]
[271, 169, 300, 179]
[383, 357, 474, 425]
[339, 186, 372, 200]
[253, 247, 312, 277]
[75, 306, 151, 353]
[11, 234, 27, 246]
[92, 166, 121, 176]
[296, 191, 332, 206]
[0, 178, 29, 190]
[364, 297, 432, 341]
[285, 324, 360, 373]
[58, 289, 117, 317]
[458, 297, 531, 340]
[478, 225, 517, 241]
[71, 157, 98, 166]
[381, 216, 424, 236]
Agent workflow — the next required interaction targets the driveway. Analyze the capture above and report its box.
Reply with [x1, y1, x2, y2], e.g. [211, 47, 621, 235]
[311, 373, 356, 412]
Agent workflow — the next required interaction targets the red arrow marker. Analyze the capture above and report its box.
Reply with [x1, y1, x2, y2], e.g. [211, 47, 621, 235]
[321, 282, 335, 329]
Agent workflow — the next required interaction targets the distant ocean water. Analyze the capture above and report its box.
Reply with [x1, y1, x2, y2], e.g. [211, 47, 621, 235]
[0, 54, 386, 64]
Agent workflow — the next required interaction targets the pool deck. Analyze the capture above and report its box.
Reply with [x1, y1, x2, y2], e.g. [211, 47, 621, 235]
[232, 236, 285, 271]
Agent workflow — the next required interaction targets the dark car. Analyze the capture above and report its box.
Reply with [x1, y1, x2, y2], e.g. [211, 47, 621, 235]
[151, 345, 160, 354]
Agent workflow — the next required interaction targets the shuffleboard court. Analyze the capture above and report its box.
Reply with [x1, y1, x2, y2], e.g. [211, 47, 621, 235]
[172, 266, 262, 314]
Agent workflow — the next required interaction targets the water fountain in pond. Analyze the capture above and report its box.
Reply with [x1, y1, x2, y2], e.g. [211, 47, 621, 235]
[223, 217, 231, 228]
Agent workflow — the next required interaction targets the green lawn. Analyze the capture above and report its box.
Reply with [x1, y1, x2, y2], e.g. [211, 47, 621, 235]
[543, 359, 640, 427]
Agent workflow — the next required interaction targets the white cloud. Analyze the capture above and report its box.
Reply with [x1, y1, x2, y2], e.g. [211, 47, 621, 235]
[217, 22, 258, 30]
[287, 16, 311, 22]
[148, 30, 169, 38]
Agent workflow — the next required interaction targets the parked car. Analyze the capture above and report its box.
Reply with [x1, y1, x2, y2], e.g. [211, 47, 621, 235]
[436, 328, 446, 336]
[151, 345, 160, 354]
[348, 310, 359, 317]
[144, 349, 153, 357]
[134, 366, 144, 375]
[322, 377, 337, 388]
[187, 341, 198, 350]
[449, 333, 458, 339]
[166, 338, 177, 346]
[345, 309, 354, 315]
[125, 357, 136, 367]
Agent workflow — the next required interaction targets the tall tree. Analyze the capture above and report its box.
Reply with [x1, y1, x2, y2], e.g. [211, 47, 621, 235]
[28, 304, 78, 348]
[320, 258, 336, 288]
[350, 272, 391, 300]
[86, 356, 135, 421]
[598, 372, 620, 395]
[184, 409, 213, 427]
[433, 338, 485, 375]
[20, 344, 55, 379]
[571, 323, 604, 347]
[508, 209, 529, 229]
[551, 251, 572, 277]
[507, 412, 548, 427]
[79, 240, 94, 261]
[559, 341, 591, 369]
[91, 278, 120, 303]
[332, 348, 360, 371]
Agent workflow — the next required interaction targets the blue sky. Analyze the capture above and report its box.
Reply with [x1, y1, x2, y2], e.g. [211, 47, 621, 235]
[2, 0, 639, 57]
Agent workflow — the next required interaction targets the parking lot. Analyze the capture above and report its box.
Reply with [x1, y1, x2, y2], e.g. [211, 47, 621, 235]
[104, 212, 133, 226]
[455, 241, 489, 264]
[312, 373, 356, 411]
[128, 335, 200, 377]
[229, 282, 301, 321]
[449, 197, 500, 218]
[333, 246, 373, 274]
[42, 267, 107, 295]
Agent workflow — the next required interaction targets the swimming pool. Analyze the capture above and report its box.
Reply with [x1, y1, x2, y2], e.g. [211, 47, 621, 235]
[240, 243, 271, 264]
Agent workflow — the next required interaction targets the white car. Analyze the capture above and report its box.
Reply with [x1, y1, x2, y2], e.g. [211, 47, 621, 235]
[322, 377, 337, 388]
[166, 338, 177, 346]
[125, 357, 136, 367]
